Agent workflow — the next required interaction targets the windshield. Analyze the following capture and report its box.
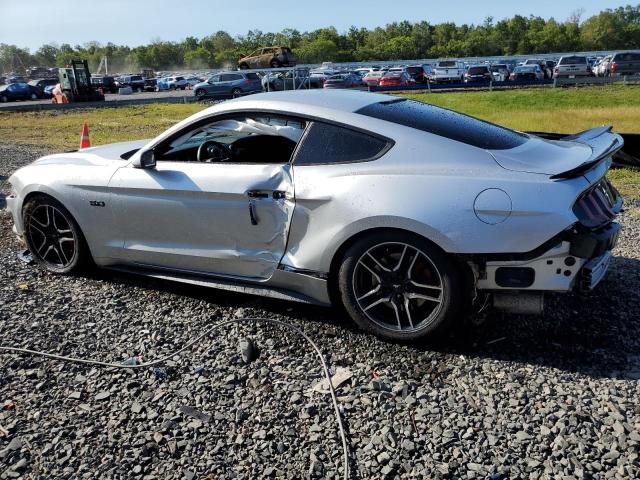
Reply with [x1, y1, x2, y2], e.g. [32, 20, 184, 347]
[515, 66, 535, 72]
[559, 56, 587, 65]
[437, 61, 456, 68]
[467, 67, 488, 74]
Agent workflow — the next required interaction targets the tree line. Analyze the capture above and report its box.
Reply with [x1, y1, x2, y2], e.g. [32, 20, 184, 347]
[1, 4, 639, 74]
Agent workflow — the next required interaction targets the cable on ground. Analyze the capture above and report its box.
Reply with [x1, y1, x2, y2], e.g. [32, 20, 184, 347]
[0, 316, 350, 480]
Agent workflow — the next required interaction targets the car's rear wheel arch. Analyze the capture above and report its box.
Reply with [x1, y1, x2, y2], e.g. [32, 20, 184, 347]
[329, 227, 469, 340]
[328, 227, 454, 305]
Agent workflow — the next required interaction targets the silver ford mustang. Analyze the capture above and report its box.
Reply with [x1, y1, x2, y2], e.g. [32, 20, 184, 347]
[6, 90, 623, 340]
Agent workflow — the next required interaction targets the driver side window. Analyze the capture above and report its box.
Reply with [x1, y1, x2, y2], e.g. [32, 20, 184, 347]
[154, 115, 307, 165]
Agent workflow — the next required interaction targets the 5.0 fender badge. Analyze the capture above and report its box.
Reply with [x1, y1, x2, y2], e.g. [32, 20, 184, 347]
[89, 201, 106, 207]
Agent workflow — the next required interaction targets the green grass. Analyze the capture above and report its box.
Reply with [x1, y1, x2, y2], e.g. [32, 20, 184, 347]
[0, 103, 204, 151]
[403, 85, 640, 134]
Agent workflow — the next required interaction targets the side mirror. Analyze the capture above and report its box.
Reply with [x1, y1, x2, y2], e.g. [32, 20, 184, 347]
[134, 149, 156, 169]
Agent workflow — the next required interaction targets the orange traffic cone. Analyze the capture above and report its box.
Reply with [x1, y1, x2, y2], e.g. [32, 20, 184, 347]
[79, 122, 91, 149]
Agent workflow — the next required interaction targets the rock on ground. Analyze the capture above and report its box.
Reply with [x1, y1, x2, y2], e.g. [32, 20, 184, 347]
[1, 143, 639, 479]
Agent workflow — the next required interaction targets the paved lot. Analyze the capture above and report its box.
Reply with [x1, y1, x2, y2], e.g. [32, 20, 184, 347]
[0, 144, 639, 479]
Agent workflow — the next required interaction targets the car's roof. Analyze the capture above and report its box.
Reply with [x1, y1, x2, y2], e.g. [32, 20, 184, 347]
[213, 90, 391, 114]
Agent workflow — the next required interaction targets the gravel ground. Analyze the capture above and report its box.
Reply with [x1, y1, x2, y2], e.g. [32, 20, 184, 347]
[1, 144, 639, 479]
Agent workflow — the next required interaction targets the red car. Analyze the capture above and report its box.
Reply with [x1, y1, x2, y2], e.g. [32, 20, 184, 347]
[362, 71, 384, 87]
[378, 71, 410, 87]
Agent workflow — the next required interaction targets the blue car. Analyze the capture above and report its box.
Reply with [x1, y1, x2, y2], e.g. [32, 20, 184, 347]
[155, 77, 170, 91]
[0, 82, 39, 102]
[193, 71, 262, 99]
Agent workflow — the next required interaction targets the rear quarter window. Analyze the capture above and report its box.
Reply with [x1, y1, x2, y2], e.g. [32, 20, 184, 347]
[245, 73, 260, 80]
[357, 99, 527, 150]
[294, 122, 391, 165]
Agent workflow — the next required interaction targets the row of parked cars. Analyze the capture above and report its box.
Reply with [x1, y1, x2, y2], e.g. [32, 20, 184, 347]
[593, 52, 640, 77]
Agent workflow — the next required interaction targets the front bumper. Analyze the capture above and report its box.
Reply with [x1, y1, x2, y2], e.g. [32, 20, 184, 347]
[476, 222, 619, 293]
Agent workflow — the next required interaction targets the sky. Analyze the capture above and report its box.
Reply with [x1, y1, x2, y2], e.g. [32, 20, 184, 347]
[0, 0, 631, 51]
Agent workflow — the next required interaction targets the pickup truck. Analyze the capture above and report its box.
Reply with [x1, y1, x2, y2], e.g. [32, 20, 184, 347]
[553, 56, 593, 79]
[431, 60, 465, 83]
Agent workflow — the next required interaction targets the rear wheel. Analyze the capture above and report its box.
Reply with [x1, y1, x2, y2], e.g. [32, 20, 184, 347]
[0, 96, 7, 103]
[338, 231, 461, 341]
[231, 88, 242, 98]
[195, 89, 206, 99]
[23, 195, 88, 274]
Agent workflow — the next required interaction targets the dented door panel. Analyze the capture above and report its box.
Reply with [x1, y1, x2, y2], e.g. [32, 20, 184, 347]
[110, 162, 294, 279]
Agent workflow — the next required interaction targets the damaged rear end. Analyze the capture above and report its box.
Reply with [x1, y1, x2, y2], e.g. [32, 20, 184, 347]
[479, 126, 624, 313]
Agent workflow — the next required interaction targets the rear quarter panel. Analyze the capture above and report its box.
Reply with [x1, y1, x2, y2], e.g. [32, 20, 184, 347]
[283, 123, 587, 273]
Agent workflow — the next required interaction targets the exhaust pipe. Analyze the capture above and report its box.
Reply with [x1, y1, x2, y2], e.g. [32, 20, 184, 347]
[493, 293, 544, 315]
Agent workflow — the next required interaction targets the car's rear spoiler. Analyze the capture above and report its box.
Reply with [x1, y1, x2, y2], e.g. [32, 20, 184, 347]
[532, 126, 624, 180]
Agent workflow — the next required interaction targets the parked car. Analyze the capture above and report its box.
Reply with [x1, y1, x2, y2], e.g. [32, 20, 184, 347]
[143, 78, 157, 92]
[490, 64, 510, 82]
[523, 59, 551, 78]
[155, 77, 170, 91]
[185, 76, 203, 87]
[309, 68, 339, 84]
[238, 46, 297, 69]
[0, 82, 39, 102]
[355, 68, 378, 77]
[115, 75, 146, 92]
[378, 70, 411, 87]
[509, 65, 544, 81]
[323, 72, 364, 89]
[431, 60, 465, 83]
[553, 56, 593, 78]
[607, 51, 640, 76]
[90, 75, 118, 94]
[8, 76, 26, 84]
[594, 56, 612, 77]
[193, 71, 262, 98]
[362, 71, 385, 87]
[164, 76, 188, 90]
[28, 78, 59, 98]
[43, 84, 57, 98]
[405, 65, 432, 83]
[262, 69, 323, 91]
[464, 65, 492, 83]
[6, 90, 623, 341]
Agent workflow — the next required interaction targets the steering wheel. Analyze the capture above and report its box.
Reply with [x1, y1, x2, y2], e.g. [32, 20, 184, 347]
[197, 140, 232, 163]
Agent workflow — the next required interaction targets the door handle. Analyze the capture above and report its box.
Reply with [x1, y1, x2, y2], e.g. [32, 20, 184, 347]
[247, 190, 269, 199]
[247, 190, 287, 199]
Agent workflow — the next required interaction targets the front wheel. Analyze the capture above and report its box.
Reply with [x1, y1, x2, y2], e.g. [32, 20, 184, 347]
[231, 88, 242, 98]
[195, 89, 206, 99]
[338, 231, 461, 341]
[23, 195, 89, 274]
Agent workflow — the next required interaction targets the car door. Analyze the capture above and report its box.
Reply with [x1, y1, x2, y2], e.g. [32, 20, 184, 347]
[206, 75, 221, 94]
[109, 114, 301, 280]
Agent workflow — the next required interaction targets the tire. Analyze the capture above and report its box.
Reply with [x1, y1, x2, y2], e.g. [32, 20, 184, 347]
[231, 88, 242, 98]
[270, 60, 280, 69]
[181, 86, 186, 90]
[30, 93, 38, 100]
[195, 89, 206, 99]
[23, 194, 89, 274]
[0, 96, 7, 103]
[170, 85, 176, 91]
[338, 231, 461, 341]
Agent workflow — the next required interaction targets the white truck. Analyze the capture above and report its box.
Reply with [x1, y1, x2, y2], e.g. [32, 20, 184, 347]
[431, 60, 465, 83]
